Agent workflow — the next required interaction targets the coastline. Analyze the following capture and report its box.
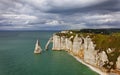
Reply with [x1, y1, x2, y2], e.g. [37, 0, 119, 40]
[68, 53, 108, 75]
[51, 31, 120, 75]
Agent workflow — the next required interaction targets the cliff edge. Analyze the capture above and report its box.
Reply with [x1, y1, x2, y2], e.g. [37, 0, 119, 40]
[47, 29, 120, 75]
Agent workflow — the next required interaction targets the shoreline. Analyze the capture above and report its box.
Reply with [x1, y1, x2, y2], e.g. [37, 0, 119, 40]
[68, 53, 108, 75]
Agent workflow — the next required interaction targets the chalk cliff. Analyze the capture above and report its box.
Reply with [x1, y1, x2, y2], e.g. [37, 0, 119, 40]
[48, 30, 120, 74]
[116, 56, 120, 70]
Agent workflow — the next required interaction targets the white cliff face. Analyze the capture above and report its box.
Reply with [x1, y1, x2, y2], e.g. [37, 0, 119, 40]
[51, 33, 120, 69]
[98, 51, 108, 67]
[52, 34, 101, 66]
[60, 36, 66, 50]
[65, 38, 69, 50]
[52, 34, 109, 66]
[116, 56, 120, 70]
[65, 38, 72, 51]
[72, 35, 82, 55]
[52, 34, 99, 66]
[52, 34, 61, 50]
[52, 34, 73, 51]
[50, 32, 120, 74]
[83, 37, 97, 65]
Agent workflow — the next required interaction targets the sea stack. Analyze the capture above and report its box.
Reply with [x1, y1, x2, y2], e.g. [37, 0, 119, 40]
[34, 40, 42, 54]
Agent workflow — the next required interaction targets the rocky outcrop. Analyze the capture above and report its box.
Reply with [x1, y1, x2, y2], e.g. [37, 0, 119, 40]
[98, 51, 109, 67]
[83, 36, 97, 66]
[60, 36, 66, 50]
[45, 37, 53, 50]
[65, 36, 73, 51]
[48, 31, 120, 74]
[52, 34, 61, 50]
[72, 35, 82, 55]
[116, 56, 120, 70]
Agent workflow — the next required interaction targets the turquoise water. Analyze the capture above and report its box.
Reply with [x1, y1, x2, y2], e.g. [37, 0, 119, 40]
[0, 31, 99, 75]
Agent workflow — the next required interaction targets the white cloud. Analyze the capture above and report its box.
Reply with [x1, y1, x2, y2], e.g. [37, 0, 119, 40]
[83, 12, 120, 25]
[1, 14, 38, 25]
[45, 20, 60, 25]
[45, 20, 65, 26]
[2, 14, 37, 20]
[68, 23, 87, 29]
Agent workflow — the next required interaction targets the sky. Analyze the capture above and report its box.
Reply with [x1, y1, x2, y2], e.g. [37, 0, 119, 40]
[0, 0, 120, 30]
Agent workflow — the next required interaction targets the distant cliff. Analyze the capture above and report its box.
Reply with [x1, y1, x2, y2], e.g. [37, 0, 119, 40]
[50, 30, 120, 74]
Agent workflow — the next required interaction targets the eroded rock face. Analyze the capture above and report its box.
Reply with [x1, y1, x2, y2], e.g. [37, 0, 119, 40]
[116, 56, 120, 70]
[50, 32, 120, 74]
[51, 33, 111, 68]
[83, 37, 97, 65]
[73, 35, 82, 55]
[98, 51, 109, 67]
[52, 34, 105, 66]
[52, 34, 61, 50]
[52, 34, 73, 51]
[61, 36, 66, 50]
[65, 38, 73, 51]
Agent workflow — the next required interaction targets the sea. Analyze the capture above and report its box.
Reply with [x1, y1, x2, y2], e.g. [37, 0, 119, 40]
[0, 31, 99, 75]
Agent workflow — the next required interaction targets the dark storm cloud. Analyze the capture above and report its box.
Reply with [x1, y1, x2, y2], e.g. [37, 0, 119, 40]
[0, 0, 120, 30]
